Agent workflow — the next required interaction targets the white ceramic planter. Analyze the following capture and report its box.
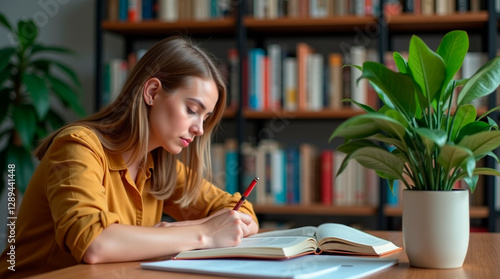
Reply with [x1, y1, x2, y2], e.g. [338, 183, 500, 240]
[402, 189, 469, 269]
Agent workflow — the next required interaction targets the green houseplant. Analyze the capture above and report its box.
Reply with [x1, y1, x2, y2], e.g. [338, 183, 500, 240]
[0, 14, 86, 195]
[330, 30, 500, 193]
[329, 30, 500, 268]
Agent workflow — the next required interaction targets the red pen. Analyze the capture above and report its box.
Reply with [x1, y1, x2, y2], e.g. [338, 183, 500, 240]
[232, 177, 259, 211]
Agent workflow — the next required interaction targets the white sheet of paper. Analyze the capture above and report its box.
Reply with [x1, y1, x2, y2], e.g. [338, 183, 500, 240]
[141, 255, 397, 279]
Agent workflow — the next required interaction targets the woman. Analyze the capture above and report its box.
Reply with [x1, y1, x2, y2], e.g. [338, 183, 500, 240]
[0, 36, 259, 278]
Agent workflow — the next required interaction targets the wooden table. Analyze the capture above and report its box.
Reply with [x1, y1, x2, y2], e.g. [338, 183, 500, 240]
[29, 231, 500, 278]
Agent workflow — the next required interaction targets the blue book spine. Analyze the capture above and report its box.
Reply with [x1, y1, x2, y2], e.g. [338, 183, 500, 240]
[119, 0, 128, 21]
[142, 0, 153, 19]
[225, 151, 238, 194]
[292, 148, 300, 204]
[274, 150, 287, 205]
[249, 48, 265, 110]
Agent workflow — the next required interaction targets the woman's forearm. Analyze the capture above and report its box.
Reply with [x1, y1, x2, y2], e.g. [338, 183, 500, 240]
[82, 210, 253, 264]
[82, 223, 206, 264]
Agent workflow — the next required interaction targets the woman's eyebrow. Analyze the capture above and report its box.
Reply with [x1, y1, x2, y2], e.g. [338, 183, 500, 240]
[188, 97, 213, 115]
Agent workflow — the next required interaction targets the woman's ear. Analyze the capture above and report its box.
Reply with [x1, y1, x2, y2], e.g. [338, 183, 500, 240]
[143, 78, 162, 106]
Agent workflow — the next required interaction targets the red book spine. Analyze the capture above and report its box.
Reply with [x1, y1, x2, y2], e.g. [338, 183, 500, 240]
[321, 150, 333, 206]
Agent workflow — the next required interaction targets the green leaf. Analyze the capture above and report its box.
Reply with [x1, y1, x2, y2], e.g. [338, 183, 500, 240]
[436, 30, 469, 84]
[0, 47, 16, 71]
[31, 44, 74, 55]
[330, 113, 406, 142]
[348, 147, 405, 181]
[414, 127, 447, 152]
[455, 121, 492, 143]
[408, 35, 446, 104]
[45, 109, 65, 131]
[31, 59, 51, 73]
[0, 13, 13, 31]
[393, 52, 408, 74]
[462, 175, 478, 193]
[369, 134, 407, 152]
[13, 105, 38, 149]
[478, 105, 500, 121]
[458, 130, 500, 157]
[47, 75, 86, 116]
[6, 145, 34, 193]
[23, 73, 50, 119]
[0, 87, 11, 122]
[450, 104, 476, 141]
[49, 60, 82, 88]
[437, 144, 473, 176]
[457, 56, 500, 105]
[336, 140, 381, 154]
[31, 59, 82, 88]
[455, 167, 500, 181]
[360, 62, 417, 116]
[344, 98, 377, 113]
[0, 66, 12, 86]
[17, 20, 37, 48]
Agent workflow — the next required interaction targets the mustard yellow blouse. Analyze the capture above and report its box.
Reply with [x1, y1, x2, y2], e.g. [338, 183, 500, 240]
[0, 126, 257, 278]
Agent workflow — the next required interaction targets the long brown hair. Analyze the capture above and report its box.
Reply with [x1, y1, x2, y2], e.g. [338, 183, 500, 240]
[35, 36, 227, 207]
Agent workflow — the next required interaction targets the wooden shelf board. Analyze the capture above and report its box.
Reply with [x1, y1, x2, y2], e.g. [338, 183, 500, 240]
[101, 18, 236, 35]
[384, 205, 489, 218]
[254, 204, 377, 216]
[387, 12, 489, 32]
[244, 16, 378, 33]
[242, 109, 365, 119]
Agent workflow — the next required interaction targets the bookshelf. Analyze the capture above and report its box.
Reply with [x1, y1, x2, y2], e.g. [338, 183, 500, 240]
[96, 0, 500, 232]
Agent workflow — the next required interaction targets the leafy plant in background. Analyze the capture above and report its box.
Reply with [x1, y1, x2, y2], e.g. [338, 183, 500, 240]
[0, 13, 85, 194]
[330, 30, 500, 193]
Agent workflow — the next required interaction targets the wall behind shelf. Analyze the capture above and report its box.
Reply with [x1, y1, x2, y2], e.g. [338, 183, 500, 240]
[0, 0, 96, 251]
[0, 1, 96, 116]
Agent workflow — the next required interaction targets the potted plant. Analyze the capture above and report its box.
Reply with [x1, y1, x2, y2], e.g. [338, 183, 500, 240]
[0, 14, 86, 195]
[329, 30, 500, 268]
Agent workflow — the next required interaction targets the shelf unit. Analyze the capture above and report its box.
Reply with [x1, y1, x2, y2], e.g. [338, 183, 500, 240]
[95, 0, 500, 231]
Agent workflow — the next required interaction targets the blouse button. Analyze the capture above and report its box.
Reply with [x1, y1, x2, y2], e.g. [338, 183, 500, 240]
[136, 221, 141, 225]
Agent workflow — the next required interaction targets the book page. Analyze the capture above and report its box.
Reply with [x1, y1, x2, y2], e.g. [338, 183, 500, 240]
[316, 223, 391, 247]
[175, 236, 316, 259]
[249, 226, 318, 238]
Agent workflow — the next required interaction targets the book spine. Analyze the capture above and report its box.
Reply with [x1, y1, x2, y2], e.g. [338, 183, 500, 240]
[225, 139, 238, 194]
[421, 0, 434, 15]
[158, 0, 178, 21]
[283, 57, 298, 111]
[119, 0, 129, 21]
[328, 53, 343, 109]
[321, 150, 333, 206]
[268, 44, 283, 110]
[227, 48, 239, 109]
[350, 46, 367, 109]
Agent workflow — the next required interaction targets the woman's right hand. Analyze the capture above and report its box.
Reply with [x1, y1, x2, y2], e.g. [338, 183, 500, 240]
[200, 210, 252, 249]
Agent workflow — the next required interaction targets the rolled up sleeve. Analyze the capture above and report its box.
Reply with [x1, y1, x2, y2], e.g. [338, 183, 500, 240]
[46, 129, 121, 263]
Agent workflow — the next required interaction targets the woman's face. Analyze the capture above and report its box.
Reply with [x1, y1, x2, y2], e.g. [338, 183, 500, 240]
[147, 77, 218, 154]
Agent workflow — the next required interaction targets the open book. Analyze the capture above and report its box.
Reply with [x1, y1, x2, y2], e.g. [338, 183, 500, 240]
[173, 223, 401, 260]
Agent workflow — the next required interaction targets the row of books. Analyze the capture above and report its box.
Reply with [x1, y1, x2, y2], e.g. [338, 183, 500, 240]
[385, 0, 488, 16]
[211, 139, 379, 207]
[102, 45, 491, 111]
[106, 0, 233, 22]
[385, 175, 488, 208]
[247, 0, 490, 20]
[229, 44, 379, 112]
[248, 0, 381, 18]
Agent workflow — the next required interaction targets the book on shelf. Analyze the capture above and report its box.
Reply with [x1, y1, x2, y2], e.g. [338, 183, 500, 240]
[172, 223, 402, 260]
[249, 0, 381, 18]
[219, 139, 380, 207]
[106, 0, 233, 22]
